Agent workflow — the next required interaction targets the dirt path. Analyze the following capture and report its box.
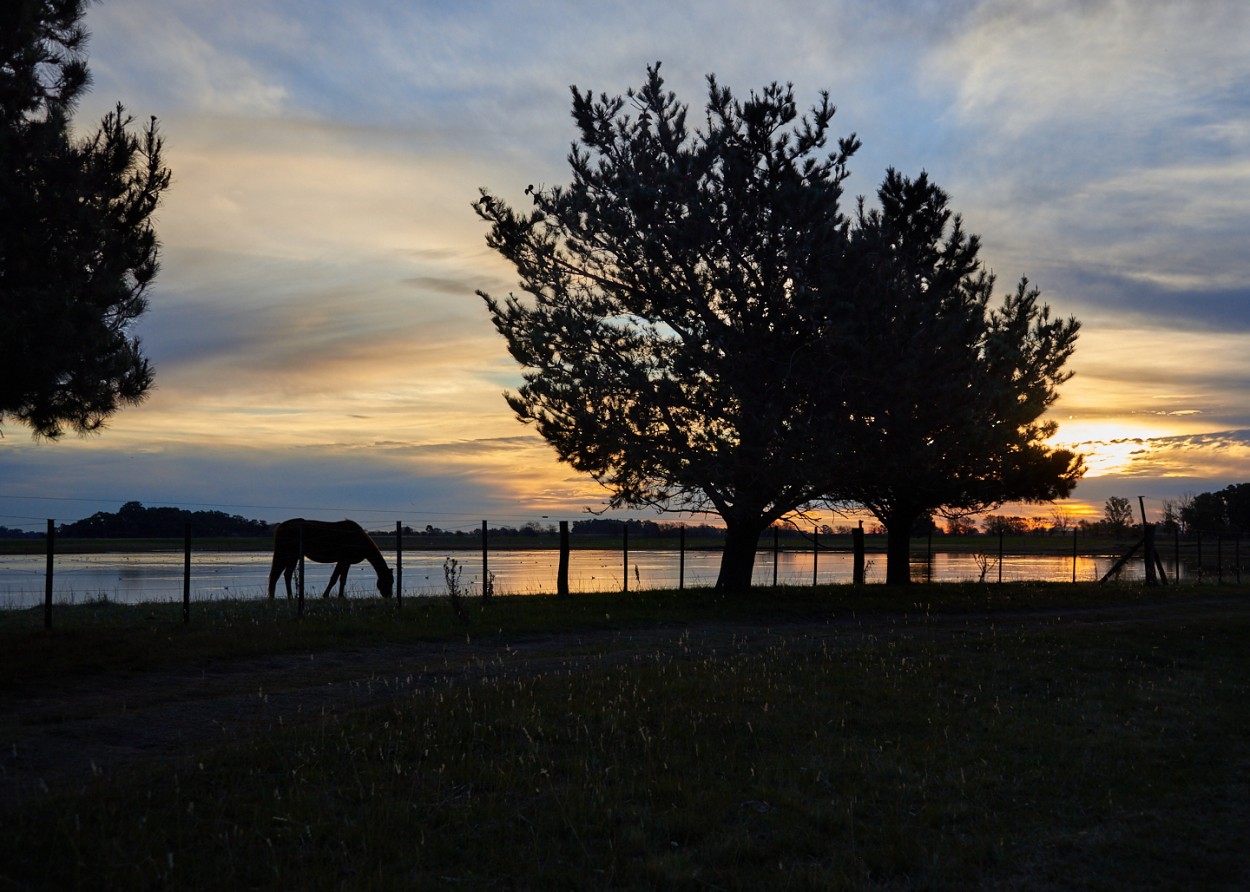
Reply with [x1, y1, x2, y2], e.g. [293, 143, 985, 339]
[9, 623, 756, 806]
[3, 597, 1245, 807]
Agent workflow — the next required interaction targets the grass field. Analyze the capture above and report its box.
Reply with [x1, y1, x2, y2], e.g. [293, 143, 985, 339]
[2, 583, 1247, 890]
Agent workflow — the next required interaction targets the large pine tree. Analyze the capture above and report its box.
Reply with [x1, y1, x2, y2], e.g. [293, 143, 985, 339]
[1, 0, 171, 438]
[834, 170, 1083, 583]
[476, 64, 862, 590]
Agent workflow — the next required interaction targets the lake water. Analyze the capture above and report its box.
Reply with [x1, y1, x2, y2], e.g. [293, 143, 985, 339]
[0, 547, 1185, 609]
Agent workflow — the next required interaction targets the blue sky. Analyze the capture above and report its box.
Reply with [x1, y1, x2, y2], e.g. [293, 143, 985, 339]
[2, 0, 1248, 533]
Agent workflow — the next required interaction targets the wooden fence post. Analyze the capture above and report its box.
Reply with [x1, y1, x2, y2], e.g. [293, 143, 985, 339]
[998, 529, 1004, 584]
[1143, 524, 1158, 585]
[622, 521, 629, 594]
[1072, 527, 1078, 583]
[852, 522, 865, 585]
[1138, 497, 1157, 585]
[396, 521, 403, 608]
[44, 519, 54, 631]
[772, 526, 779, 587]
[813, 526, 819, 586]
[557, 521, 570, 597]
[183, 523, 191, 623]
[482, 520, 491, 599]
[679, 525, 686, 591]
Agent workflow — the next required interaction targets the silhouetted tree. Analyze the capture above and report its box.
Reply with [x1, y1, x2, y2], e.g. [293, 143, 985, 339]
[1103, 496, 1135, 536]
[476, 64, 862, 590]
[944, 517, 978, 536]
[982, 515, 1029, 536]
[1160, 498, 1183, 534]
[1049, 505, 1076, 535]
[829, 171, 1083, 583]
[1, 0, 171, 438]
[1181, 491, 1224, 533]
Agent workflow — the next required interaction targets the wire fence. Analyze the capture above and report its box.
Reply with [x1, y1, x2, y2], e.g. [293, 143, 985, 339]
[3, 518, 1245, 629]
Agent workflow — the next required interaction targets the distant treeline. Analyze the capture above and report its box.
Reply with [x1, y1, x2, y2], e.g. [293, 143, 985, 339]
[402, 518, 733, 540]
[16, 501, 274, 539]
[0, 526, 42, 540]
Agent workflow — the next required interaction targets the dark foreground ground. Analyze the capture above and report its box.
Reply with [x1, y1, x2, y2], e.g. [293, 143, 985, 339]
[2, 589, 1248, 890]
[0, 595, 1229, 800]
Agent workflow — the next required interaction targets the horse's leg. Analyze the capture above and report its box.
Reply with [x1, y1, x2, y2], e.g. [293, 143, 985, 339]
[323, 563, 348, 599]
[267, 554, 286, 599]
[284, 566, 294, 600]
[327, 562, 350, 598]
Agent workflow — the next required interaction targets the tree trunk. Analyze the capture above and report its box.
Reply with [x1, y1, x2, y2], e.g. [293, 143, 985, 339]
[715, 520, 764, 591]
[884, 514, 916, 585]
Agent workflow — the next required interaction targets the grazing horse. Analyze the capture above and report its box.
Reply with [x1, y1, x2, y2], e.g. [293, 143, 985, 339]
[268, 518, 394, 599]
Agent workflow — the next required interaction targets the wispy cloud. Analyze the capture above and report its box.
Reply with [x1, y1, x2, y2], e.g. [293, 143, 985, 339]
[87, 2, 292, 117]
[933, 1, 1248, 143]
[921, 2, 1250, 336]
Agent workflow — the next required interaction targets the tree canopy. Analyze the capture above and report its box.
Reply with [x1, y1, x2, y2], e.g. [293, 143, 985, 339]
[477, 64, 1082, 590]
[1103, 495, 1136, 535]
[1, 0, 171, 438]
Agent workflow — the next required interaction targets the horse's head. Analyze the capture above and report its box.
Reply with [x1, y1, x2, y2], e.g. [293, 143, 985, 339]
[377, 567, 395, 599]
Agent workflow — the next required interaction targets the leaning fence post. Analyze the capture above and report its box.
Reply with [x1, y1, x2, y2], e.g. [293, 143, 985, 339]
[1072, 528, 1078, 583]
[44, 519, 54, 631]
[183, 523, 192, 623]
